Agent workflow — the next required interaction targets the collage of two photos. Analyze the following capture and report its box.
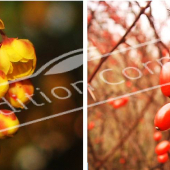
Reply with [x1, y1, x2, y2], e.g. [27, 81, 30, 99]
[0, 0, 170, 170]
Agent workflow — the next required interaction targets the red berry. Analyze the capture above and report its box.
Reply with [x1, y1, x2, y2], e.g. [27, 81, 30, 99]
[155, 140, 170, 155]
[157, 153, 169, 163]
[153, 131, 162, 141]
[110, 14, 120, 22]
[88, 121, 95, 131]
[112, 97, 129, 109]
[119, 158, 126, 164]
[162, 49, 168, 57]
[154, 103, 170, 131]
[108, 98, 114, 105]
[131, 87, 138, 92]
[160, 62, 170, 97]
[88, 14, 92, 24]
[139, 118, 144, 124]
[126, 81, 132, 87]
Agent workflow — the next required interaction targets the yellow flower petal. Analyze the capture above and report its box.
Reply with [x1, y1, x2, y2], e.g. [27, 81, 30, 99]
[7, 59, 36, 80]
[1, 38, 37, 80]
[0, 71, 9, 98]
[8, 63, 13, 74]
[12, 39, 35, 60]
[1, 39, 23, 62]
[20, 58, 29, 63]
[0, 49, 11, 75]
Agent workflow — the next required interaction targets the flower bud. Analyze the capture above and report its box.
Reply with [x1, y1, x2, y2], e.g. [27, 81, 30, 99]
[5, 79, 34, 108]
[0, 110, 19, 139]
[0, 70, 9, 98]
[0, 38, 36, 80]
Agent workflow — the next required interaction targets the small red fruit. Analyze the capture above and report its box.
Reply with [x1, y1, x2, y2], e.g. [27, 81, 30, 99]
[157, 153, 169, 163]
[126, 81, 132, 87]
[112, 97, 129, 109]
[88, 121, 95, 131]
[154, 103, 170, 131]
[162, 49, 168, 57]
[160, 62, 170, 97]
[119, 158, 126, 164]
[88, 14, 92, 24]
[108, 98, 114, 105]
[155, 140, 170, 155]
[153, 131, 162, 141]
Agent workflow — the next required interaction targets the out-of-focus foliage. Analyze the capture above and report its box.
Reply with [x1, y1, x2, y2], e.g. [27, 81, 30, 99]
[88, 1, 170, 170]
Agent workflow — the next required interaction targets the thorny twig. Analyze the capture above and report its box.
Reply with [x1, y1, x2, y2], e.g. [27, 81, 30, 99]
[145, 8, 170, 54]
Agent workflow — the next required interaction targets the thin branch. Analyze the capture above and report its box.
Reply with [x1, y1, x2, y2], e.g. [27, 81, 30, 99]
[88, 132, 98, 163]
[145, 9, 170, 54]
[88, 1, 152, 83]
[150, 164, 164, 170]
[88, 10, 95, 30]
[96, 93, 154, 168]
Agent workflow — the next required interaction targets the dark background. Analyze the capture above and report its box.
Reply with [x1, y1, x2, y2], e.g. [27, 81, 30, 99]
[0, 1, 83, 170]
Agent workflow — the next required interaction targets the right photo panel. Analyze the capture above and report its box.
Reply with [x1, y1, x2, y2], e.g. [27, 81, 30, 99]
[88, 1, 170, 170]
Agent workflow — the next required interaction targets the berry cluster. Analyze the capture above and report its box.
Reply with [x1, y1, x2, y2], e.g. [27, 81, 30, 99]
[153, 61, 170, 163]
[0, 19, 36, 139]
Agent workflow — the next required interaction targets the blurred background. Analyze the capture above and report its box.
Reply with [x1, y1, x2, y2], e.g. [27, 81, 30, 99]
[0, 1, 83, 170]
[88, 1, 170, 170]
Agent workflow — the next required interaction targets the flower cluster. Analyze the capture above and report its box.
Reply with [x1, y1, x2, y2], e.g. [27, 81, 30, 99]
[0, 19, 36, 139]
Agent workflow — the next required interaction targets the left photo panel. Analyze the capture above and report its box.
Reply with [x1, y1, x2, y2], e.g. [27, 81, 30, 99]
[0, 1, 83, 170]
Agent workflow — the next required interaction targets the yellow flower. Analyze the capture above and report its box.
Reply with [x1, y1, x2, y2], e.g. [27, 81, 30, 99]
[0, 70, 9, 98]
[5, 79, 34, 108]
[0, 38, 36, 80]
[0, 110, 19, 139]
